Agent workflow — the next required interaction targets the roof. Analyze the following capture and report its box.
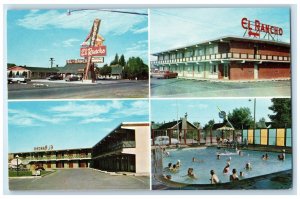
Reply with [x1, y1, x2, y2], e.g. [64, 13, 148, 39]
[59, 63, 86, 73]
[25, 66, 60, 72]
[156, 120, 199, 130]
[152, 35, 290, 56]
[212, 122, 234, 130]
[9, 147, 92, 154]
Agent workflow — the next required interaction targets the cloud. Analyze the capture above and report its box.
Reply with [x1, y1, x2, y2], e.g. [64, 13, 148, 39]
[80, 117, 112, 124]
[132, 26, 148, 34]
[8, 108, 65, 127]
[62, 38, 80, 47]
[117, 100, 149, 116]
[49, 101, 111, 118]
[17, 9, 148, 36]
[124, 41, 148, 63]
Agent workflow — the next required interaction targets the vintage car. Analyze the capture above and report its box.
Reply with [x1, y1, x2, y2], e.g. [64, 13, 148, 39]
[8, 76, 31, 84]
[151, 71, 178, 79]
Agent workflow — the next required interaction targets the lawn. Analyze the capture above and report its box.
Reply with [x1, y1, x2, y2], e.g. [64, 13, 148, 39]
[9, 170, 54, 177]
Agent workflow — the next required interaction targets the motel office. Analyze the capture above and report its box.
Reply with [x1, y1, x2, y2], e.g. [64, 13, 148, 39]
[9, 122, 150, 175]
[151, 36, 290, 81]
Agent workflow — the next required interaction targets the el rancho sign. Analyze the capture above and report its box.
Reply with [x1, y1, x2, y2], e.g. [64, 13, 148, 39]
[80, 46, 106, 57]
[241, 17, 283, 40]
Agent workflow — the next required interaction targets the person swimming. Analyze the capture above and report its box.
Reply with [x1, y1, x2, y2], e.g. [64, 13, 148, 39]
[261, 154, 266, 160]
[170, 164, 177, 172]
[230, 168, 239, 182]
[265, 153, 269, 160]
[187, 168, 196, 178]
[217, 154, 221, 160]
[245, 162, 252, 170]
[223, 163, 230, 174]
[176, 160, 181, 168]
[210, 170, 220, 184]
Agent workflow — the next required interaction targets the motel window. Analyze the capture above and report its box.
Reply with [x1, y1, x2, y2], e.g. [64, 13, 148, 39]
[158, 55, 163, 61]
[209, 46, 214, 55]
[213, 45, 218, 54]
[177, 52, 183, 59]
[164, 54, 169, 60]
[184, 51, 190, 58]
[171, 53, 176, 59]
[199, 48, 204, 56]
[193, 49, 198, 56]
[210, 64, 218, 74]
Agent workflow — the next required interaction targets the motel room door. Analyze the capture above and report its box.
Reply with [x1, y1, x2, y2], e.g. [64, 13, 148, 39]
[223, 64, 229, 80]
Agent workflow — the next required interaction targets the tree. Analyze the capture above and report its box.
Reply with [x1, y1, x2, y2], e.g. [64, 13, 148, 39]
[110, 53, 119, 65]
[118, 54, 126, 66]
[125, 57, 149, 80]
[203, 119, 215, 130]
[99, 65, 112, 78]
[268, 98, 291, 128]
[16, 71, 20, 76]
[7, 63, 16, 68]
[227, 107, 253, 129]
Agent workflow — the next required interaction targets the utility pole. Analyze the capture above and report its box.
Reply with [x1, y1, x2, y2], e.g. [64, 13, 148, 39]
[49, 58, 55, 68]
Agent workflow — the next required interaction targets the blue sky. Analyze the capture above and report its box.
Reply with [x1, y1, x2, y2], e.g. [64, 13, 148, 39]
[151, 98, 276, 127]
[7, 9, 148, 67]
[8, 100, 149, 153]
[150, 7, 290, 59]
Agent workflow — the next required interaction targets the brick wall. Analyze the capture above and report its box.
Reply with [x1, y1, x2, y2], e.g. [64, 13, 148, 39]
[229, 62, 254, 80]
[258, 63, 290, 79]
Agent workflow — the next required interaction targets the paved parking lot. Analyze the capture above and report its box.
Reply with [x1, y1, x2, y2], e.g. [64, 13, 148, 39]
[9, 169, 150, 191]
[151, 78, 291, 97]
[8, 79, 149, 99]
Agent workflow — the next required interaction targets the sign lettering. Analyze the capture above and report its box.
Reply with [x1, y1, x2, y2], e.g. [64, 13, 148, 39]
[241, 17, 283, 40]
[80, 46, 107, 57]
[34, 145, 54, 151]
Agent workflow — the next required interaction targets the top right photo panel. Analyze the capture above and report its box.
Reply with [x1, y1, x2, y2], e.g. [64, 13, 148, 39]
[150, 7, 291, 98]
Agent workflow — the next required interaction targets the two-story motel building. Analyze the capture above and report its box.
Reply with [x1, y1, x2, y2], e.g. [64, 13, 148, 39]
[151, 36, 290, 81]
[9, 122, 150, 175]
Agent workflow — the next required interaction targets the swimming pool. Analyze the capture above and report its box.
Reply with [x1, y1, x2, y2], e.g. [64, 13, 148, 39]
[162, 147, 292, 185]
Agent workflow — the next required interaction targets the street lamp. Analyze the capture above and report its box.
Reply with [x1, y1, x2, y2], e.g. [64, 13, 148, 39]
[249, 98, 256, 129]
[15, 155, 19, 176]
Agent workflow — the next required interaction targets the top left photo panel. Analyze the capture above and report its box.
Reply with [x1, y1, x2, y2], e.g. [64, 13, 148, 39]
[6, 8, 149, 99]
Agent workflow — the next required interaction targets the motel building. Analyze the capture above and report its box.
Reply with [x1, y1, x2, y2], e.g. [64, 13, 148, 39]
[91, 122, 150, 175]
[9, 147, 92, 170]
[9, 122, 150, 176]
[151, 36, 290, 81]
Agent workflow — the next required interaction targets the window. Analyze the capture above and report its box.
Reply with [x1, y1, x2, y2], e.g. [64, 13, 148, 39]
[210, 64, 218, 74]
[214, 45, 218, 54]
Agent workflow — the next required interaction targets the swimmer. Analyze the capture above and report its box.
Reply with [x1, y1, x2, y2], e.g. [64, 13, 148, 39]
[230, 168, 239, 182]
[239, 150, 243, 156]
[170, 164, 177, 172]
[192, 157, 204, 163]
[261, 155, 266, 160]
[165, 151, 170, 157]
[245, 162, 252, 170]
[265, 153, 269, 160]
[223, 163, 230, 174]
[217, 154, 221, 160]
[239, 171, 244, 177]
[187, 168, 196, 178]
[176, 160, 181, 168]
[168, 162, 172, 169]
[163, 174, 172, 180]
[227, 157, 231, 164]
[210, 170, 220, 184]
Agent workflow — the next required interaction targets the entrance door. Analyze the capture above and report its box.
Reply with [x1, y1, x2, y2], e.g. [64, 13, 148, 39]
[69, 162, 73, 168]
[47, 162, 51, 169]
[223, 64, 229, 79]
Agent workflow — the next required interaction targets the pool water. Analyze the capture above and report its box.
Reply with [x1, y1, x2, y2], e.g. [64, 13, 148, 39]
[163, 147, 292, 184]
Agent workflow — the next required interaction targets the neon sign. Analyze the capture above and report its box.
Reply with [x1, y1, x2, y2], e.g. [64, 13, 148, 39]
[241, 17, 283, 41]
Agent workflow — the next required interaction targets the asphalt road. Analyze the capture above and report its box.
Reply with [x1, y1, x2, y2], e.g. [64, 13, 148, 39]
[8, 80, 149, 99]
[151, 78, 291, 97]
[9, 169, 150, 191]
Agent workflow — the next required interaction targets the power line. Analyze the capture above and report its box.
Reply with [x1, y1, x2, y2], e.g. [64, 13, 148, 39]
[67, 9, 148, 16]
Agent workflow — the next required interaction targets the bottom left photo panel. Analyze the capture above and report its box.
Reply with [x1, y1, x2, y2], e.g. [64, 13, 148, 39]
[7, 99, 150, 191]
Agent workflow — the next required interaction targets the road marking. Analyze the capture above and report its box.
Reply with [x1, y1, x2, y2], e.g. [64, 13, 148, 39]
[127, 175, 148, 185]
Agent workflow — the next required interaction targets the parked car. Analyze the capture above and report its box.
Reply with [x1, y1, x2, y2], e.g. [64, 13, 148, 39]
[8, 76, 31, 84]
[47, 74, 63, 80]
[65, 75, 81, 81]
[152, 71, 178, 79]
[154, 136, 179, 145]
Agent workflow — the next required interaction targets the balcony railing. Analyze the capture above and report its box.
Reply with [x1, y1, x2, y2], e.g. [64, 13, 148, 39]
[92, 141, 136, 156]
[20, 154, 92, 162]
[151, 52, 290, 65]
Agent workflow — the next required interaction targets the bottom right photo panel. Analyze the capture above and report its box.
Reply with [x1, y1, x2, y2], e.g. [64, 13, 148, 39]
[151, 98, 292, 190]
